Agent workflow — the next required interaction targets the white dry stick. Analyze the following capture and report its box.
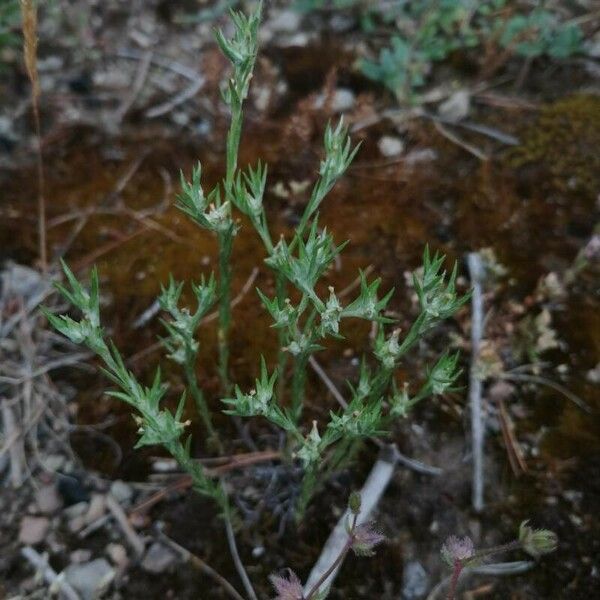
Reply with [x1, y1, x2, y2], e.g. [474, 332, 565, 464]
[224, 517, 258, 600]
[425, 561, 533, 600]
[303, 447, 396, 595]
[105, 494, 145, 557]
[467, 252, 485, 513]
[1, 399, 25, 487]
[145, 77, 205, 118]
[21, 546, 81, 600]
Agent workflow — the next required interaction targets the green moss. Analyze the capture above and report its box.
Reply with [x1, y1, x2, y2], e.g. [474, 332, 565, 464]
[507, 94, 600, 195]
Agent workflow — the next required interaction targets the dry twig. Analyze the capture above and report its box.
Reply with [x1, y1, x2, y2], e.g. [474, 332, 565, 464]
[467, 252, 485, 513]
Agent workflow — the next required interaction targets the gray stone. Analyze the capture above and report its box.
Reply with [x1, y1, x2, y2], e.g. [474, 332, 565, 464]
[314, 88, 356, 113]
[67, 515, 86, 534]
[37, 56, 64, 71]
[70, 549, 93, 564]
[269, 10, 301, 33]
[1, 263, 44, 300]
[402, 561, 429, 599]
[106, 543, 128, 570]
[84, 494, 106, 524]
[109, 480, 133, 504]
[141, 542, 178, 574]
[63, 501, 89, 520]
[64, 558, 115, 600]
[378, 135, 405, 157]
[35, 484, 62, 514]
[278, 32, 310, 47]
[18, 516, 49, 545]
[438, 90, 470, 122]
[330, 14, 355, 32]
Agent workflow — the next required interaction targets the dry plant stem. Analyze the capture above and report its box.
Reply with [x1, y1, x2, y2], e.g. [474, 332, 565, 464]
[21, 546, 81, 600]
[467, 252, 485, 513]
[146, 76, 205, 118]
[224, 516, 258, 600]
[434, 121, 488, 161]
[157, 530, 245, 600]
[308, 355, 347, 408]
[1, 399, 25, 487]
[21, 0, 46, 272]
[114, 49, 153, 122]
[447, 541, 525, 600]
[501, 372, 591, 413]
[304, 449, 395, 594]
[130, 449, 281, 516]
[305, 514, 358, 600]
[498, 397, 528, 475]
[426, 561, 534, 600]
[105, 494, 145, 556]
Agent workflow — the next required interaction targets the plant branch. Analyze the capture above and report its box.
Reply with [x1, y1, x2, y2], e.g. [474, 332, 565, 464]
[225, 516, 258, 600]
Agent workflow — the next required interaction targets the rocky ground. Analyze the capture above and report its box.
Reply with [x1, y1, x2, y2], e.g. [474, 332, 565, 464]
[1, 2, 599, 599]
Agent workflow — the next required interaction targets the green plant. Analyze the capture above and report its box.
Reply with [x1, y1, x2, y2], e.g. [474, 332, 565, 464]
[272, 491, 385, 599]
[0, 0, 20, 52]
[358, 0, 583, 101]
[46, 3, 469, 526]
[441, 521, 557, 600]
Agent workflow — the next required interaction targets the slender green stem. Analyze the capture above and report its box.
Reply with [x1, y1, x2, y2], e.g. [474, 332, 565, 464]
[291, 352, 309, 422]
[225, 106, 243, 194]
[289, 177, 332, 254]
[217, 228, 234, 394]
[275, 272, 288, 400]
[167, 440, 230, 515]
[217, 81, 245, 395]
[183, 353, 222, 452]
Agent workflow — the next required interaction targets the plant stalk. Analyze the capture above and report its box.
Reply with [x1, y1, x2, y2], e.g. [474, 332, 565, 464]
[304, 513, 357, 600]
[275, 272, 288, 400]
[183, 355, 221, 452]
[447, 560, 463, 600]
[291, 352, 309, 422]
[217, 228, 234, 393]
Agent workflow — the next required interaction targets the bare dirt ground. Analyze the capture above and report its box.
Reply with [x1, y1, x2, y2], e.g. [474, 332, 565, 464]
[1, 2, 599, 598]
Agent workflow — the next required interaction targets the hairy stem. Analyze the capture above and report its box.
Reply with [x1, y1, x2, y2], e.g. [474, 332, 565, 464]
[225, 103, 243, 194]
[291, 352, 309, 422]
[217, 228, 234, 394]
[447, 560, 463, 600]
[275, 272, 288, 401]
[183, 355, 221, 452]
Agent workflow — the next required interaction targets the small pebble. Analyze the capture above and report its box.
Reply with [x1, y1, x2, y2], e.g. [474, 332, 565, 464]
[106, 543, 129, 569]
[64, 558, 115, 600]
[85, 494, 106, 524]
[70, 549, 93, 564]
[378, 135, 405, 157]
[19, 516, 49, 545]
[109, 480, 133, 504]
[141, 542, 178, 574]
[35, 484, 63, 515]
[63, 501, 89, 520]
